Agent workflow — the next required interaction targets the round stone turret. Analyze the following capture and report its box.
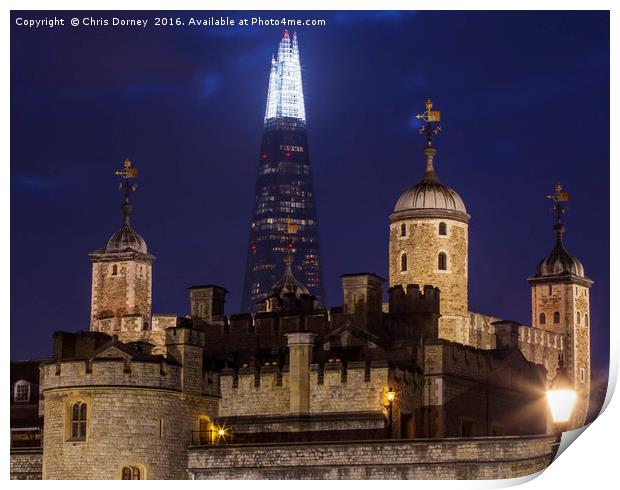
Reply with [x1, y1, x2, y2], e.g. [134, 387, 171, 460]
[389, 139, 470, 344]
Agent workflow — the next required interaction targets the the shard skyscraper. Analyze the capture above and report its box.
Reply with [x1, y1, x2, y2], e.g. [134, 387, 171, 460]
[241, 31, 324, 312]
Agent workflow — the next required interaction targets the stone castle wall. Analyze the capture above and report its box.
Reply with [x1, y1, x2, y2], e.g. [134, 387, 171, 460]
[40, 358, 182, 392]
[389, 218, 468, 319]
[10, 450, 43, 480]
[40, 353, 218, 480]
[90, 259, 152, 327]
[463, 311, 564, 383]
[219, 361, 405, 418]
[188, 435, 557, 480]
[423, 341, 548, 437]
[41, 387, 217, 479]
[91, 314, 176, 355]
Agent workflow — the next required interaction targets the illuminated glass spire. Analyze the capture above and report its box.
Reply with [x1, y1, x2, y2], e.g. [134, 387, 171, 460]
[242, 32, 323, 312]
[264, 31, 306, 124]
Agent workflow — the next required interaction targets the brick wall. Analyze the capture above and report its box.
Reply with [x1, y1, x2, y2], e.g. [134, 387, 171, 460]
[187, 435, 557, 479]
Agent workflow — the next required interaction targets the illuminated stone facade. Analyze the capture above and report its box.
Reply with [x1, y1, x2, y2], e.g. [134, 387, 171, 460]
[10, 105, 595, 480]
[528, 223, 593, 429]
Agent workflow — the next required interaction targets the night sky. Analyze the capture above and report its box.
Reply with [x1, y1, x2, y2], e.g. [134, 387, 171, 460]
[10, 11, 609, 374]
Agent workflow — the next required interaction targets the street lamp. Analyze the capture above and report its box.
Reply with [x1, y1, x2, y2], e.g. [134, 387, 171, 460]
[546, 358, 577, 433]
[384, 387, 396, 437]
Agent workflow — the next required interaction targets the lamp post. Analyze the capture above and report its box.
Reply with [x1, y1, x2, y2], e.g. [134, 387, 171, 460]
[546, 358, 577, 434]
[384, 387, 396, 438]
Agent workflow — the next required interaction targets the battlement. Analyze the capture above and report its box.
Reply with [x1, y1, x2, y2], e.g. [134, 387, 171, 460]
[388, 284, 440, 315]
[40, 356, 182, 393]
[92, 313, 177, 355]
[219, 360, 393, 418]
[423, 339, 547, 391]
[519, 326, 564, 350]
[200, 311, 329, 357]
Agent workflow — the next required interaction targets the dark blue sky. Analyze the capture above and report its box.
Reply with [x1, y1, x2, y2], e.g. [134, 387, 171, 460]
[11, 11, 609, 373]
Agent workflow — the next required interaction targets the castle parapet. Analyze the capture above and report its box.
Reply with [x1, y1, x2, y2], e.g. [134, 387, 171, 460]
[219, 360, 393, 418]
[388, 284, 440, 315]
[40, 357, 181, 393]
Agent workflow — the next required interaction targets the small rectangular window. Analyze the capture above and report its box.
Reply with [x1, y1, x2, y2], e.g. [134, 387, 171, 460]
[159, 419, 164, 439]
[14, 382, 30, 402]
[579, 368, 586, 383]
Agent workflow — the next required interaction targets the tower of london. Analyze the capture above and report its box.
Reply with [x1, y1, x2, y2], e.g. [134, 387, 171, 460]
[10, 99, 594, 479]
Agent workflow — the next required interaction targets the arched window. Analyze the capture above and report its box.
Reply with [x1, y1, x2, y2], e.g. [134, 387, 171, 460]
[577, 311, 581, 325]
[13, 380, 30, 402]
[122, 466, 142, 480]
[439, 222, 447, 235]
[400, 223, 407, 237]
[585, 314, 589, 327]
[112, 264, 118, 276]
[539, 312, 546, 325]
[70, 401, 87, 441]
[401, 253, 407, 272]
[553, 311, 560, 324]
[438, 252, 447, 271]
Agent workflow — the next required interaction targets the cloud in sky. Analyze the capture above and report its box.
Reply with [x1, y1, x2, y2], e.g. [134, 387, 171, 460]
[202, 73, 220, 96]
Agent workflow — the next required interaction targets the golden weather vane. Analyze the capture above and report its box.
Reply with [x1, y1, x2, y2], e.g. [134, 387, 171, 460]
[114, 158, 138, 179]
[115, 158, 139, 206]
[547, 182, 569, 225]
[547, 182, 569, 203]
[416, 98, 441, 123]
[416, 98, 442, 146]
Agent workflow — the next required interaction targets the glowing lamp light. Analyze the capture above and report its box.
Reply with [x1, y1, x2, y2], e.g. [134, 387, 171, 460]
[546, 359, 577, 426]
[547, 390, 577, 423]
[386, 387, 396, 403]
[217, 428, 226, 437]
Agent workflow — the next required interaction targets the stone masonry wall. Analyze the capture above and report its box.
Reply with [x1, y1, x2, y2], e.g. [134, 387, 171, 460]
[10, 450, 43, 480]
[220, 362, 396, 418]
[90, 259, 152, 328]
[91, 314, 176, 355]
[389, 218, 468, 318]
[389, 218, 468, 343]
[42, 387, 218, 479]
[40, 359, 182, 392]
[188, 435, 557, 480]
[219, 369, 290, 417]
[309, 362, 388, 413]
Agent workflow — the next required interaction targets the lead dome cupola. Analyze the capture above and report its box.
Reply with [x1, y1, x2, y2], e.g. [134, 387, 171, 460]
[105, 207, 148, 254]
[528, 183, 592, 284]
[392, 145, 469, 223]
[534, 223, 585, 278]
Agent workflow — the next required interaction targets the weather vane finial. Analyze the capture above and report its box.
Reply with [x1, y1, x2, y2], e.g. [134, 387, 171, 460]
[115, 158, 138, 180]
[416, 98, 442, 147]
[115, 158, 139, 225]
[547, 182, 569, 231]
